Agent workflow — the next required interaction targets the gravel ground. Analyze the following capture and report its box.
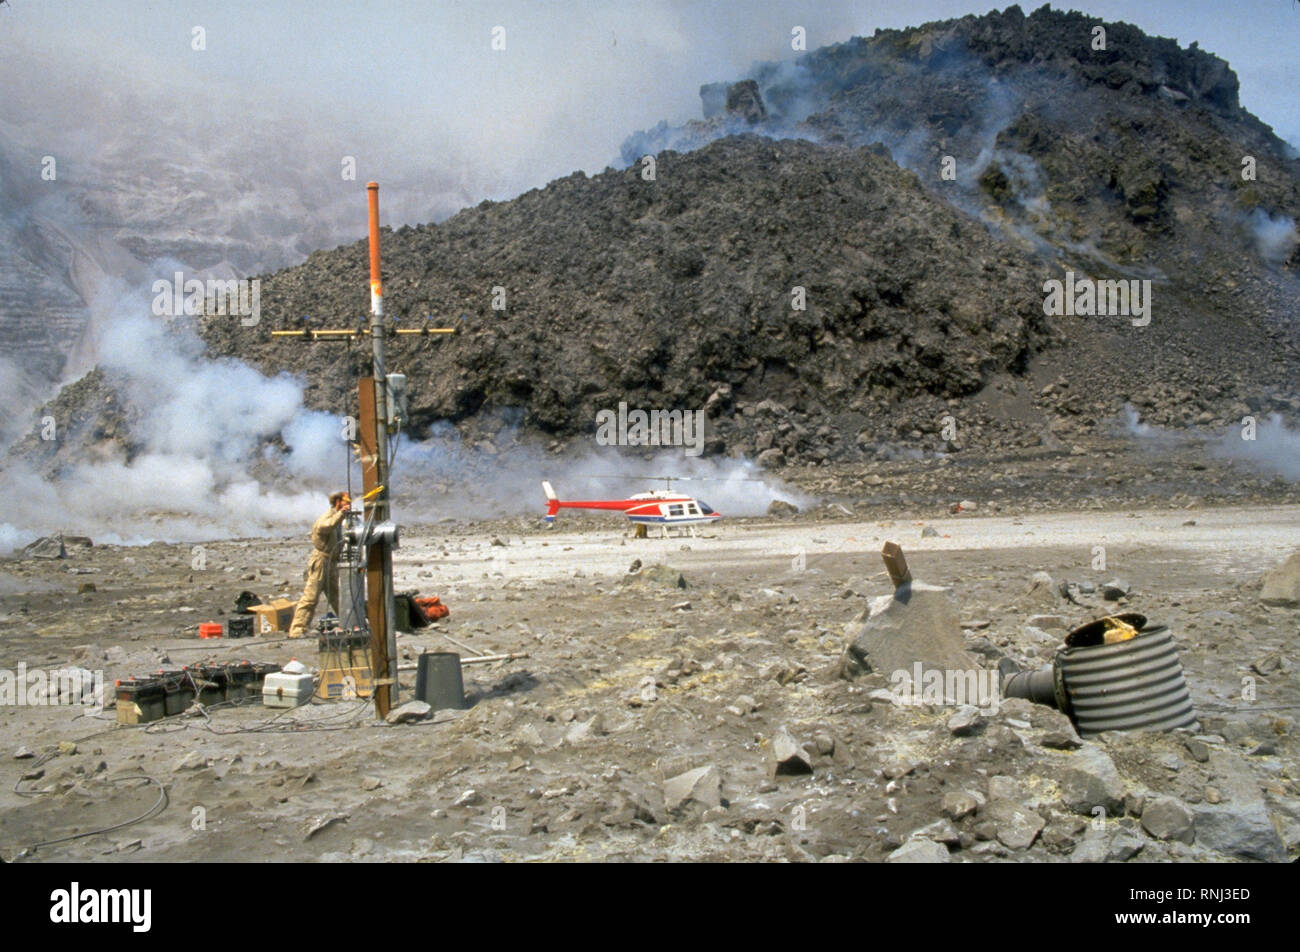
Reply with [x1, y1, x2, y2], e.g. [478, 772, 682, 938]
[0, 500, 1296, 863]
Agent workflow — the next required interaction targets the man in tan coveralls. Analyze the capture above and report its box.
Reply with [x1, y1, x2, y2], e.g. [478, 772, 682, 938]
[289, 490, 351, 638]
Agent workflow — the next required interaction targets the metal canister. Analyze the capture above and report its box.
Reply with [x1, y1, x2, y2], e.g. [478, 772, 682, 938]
[415, 651, 467, 710]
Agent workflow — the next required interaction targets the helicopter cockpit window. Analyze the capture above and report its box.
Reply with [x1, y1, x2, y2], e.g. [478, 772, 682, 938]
[698, 501, 715, 514]
[687, 503, 700, 515]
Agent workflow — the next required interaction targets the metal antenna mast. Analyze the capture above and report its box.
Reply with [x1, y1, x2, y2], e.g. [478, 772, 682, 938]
[272, 182, 455, 719]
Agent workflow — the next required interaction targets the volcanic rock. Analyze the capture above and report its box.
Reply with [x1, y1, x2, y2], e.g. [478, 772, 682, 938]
[770, 726, 813, 776]
[385, 700, 432, 724]
[1141, 797, 1195, 844]
[840, 581, 981, 696]
[1260, 552, 1300, 607]
[663, 765, 722, 812]
[886, 839, 950, 863]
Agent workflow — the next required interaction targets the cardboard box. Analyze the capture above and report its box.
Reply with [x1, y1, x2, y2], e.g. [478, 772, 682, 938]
[116, 698, 164, 725]
[317, 665, 374, 700]
[249, 598, 295, 635]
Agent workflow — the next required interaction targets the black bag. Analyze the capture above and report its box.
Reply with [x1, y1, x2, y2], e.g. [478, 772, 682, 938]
[234, 590, 262, 614]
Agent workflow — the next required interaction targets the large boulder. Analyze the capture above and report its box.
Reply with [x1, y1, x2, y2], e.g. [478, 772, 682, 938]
[1019, 571, 1060, 611]
[21, 536, 66, 559]
[1057, 746, 1125, 816]
[621, 564, 688, 590]
[1191, 751, 1286, 861]
[1141, 797, 1195, 844]
[663, 765, 722, 812]
[984, 799, 1046, 850]
[770, 726, 813, 777]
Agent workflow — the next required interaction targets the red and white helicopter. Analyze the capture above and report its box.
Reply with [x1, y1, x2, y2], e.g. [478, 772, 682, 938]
[542, 479, 721, 537]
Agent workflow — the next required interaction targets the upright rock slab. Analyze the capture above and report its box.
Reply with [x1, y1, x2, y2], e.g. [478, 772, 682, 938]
[840, 581, 981, 698]
[771, 727, 814, 777]
[886, 839, 951, 863]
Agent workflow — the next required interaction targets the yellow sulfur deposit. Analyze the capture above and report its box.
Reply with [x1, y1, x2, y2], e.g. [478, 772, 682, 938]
[1102, 616, 1139, 644]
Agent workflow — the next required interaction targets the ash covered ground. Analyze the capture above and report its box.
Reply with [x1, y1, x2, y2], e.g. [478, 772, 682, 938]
[1, 448, 1298, 864]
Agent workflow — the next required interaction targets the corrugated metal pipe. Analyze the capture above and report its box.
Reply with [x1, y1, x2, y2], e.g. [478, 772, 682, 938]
[1001, 613, 1198, 737]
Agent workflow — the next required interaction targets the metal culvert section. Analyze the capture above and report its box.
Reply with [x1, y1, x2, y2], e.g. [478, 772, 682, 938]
[1057, 625, 1197, 737]
[1000, 666, 1059, 707]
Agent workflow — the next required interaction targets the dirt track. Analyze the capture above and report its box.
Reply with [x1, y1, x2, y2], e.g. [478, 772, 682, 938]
[0, 504, 1297, 862]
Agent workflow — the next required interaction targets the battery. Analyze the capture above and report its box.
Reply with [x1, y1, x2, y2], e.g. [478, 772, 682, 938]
[159, 670, 195, 716]
[227, 614, 255, 638]
[115, 677, 166, 725]
[225, 661, 282, 700]
[188, 665, 227, 705]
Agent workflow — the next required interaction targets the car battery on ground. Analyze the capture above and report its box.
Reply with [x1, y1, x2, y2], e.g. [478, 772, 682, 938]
[227, 614, 255, 638]
[219, 661, 256, 701]
[115, 663, 282, 723]
[159, 670, 195, 716]
[227, 661, 282, 701]
[115, 677, 166, 725]
[187, 665, 227, 705]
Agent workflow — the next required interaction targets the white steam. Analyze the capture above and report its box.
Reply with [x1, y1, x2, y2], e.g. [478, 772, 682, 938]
[1118, 403, 1177, 444]
[282, 411, 350, 480]
[1246, 209, 1299, 265]
[1212, 413, 1300, 481]
[0, 274, 353, 552]
[386, 423, 812, 524]
[98, 309, 304, 465]
[1118, 403, 1300, 482]
[0, 271, 810, 553]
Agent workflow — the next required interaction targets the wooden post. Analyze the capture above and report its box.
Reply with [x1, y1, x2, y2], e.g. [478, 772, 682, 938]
[364, 183, 401, 719]
[358, 377, 394, 718]
[881, 541, 912, 590]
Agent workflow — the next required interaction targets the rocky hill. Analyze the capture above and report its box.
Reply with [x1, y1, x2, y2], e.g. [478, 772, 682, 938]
[13, 4, 1300, 478]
